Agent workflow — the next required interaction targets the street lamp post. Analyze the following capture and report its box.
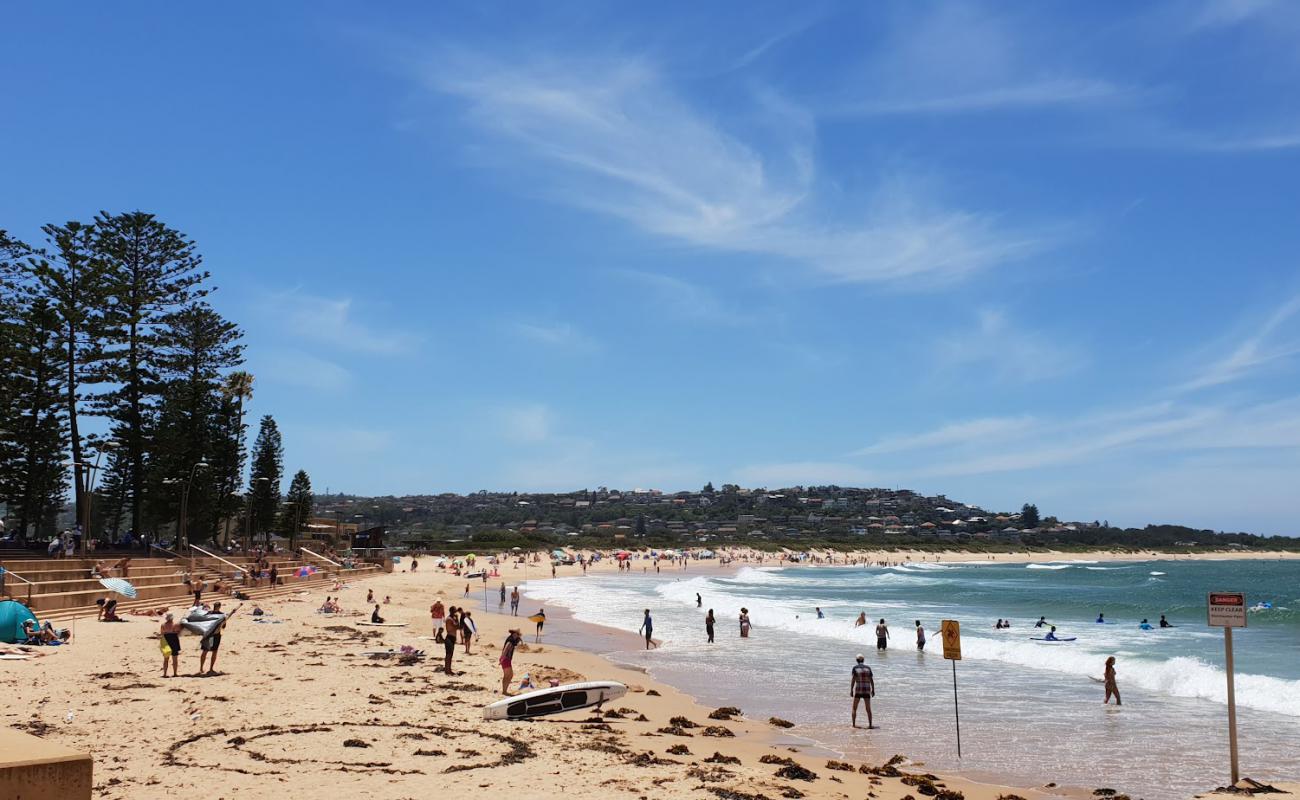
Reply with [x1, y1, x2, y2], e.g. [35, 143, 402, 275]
[69, 441, 119, 557]
[178, 461, 208, 553]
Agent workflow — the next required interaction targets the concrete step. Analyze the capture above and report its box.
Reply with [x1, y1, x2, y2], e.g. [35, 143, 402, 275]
[37, 566, 384, 621]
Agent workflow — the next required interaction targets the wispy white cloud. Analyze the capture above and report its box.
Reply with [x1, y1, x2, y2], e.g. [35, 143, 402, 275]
[854, 79, 1125, 116]
[266, 290, 419, 355]
[418, 52, 1047, 286]
[851, 416, 1036, 456]
[833, 5, 1132, 117]
[258, 349, 352, 392]
[512, 321, 601, 352]
[1188, 0, 1283, 30]
[936, 309, 1083, 381]
[732, 461, 877, 488]
[498, 404, 553, 444]
[1180, 293, 1300, 391]
[616, 270, 753, 324]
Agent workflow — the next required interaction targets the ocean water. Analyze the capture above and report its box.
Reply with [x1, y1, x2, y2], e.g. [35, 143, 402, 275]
[522, 559, 1300, 799]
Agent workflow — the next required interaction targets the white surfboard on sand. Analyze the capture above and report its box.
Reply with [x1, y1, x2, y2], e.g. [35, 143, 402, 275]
[483, 681, 627, 721]
[356, 621, 407, 627]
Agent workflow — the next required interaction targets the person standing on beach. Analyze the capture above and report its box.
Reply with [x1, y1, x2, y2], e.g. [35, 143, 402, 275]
[915, 620, 926, 651]
[499, 583, 507, 607]
[875, 619, 889, 650]
[198, 602, 236, 675]
[160, 614, 182, 677]
[510, 587, 520, 616]
[739, 608, 751, 638]
[500, 628, 523, 695]
[533, 608, 546, 642]
[850, 654, 875, 729]
[443, 607, 459, 674]
[1103, 657, 1121, 705]
[705, 609, 715, 643]
[461, 611, 476, 654]
[696, 593, 701, 608]
[430, 599, 446, 643]
[638, 609, 656, 649]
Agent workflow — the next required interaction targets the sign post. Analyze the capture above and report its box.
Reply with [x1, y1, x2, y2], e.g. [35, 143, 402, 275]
[1208, 592, 1247, 786]
[940, 619, 962, 758]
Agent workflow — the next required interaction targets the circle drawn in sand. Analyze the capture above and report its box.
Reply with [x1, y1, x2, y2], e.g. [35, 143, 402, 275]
[166, 721, 533, 776]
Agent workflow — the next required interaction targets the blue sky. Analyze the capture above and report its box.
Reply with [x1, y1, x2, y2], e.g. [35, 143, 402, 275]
[4, 2, 1300, 533]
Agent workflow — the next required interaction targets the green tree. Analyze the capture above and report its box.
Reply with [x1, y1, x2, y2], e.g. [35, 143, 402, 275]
[248, 415, 283, 546]
[146, 303, 243, 544]
[215, 371, 254, 546]
[281, 469, 313, 551]
[0, 294, 69, 541]
[26, 221, 112, 528]
[94, 212, 209, 539]
[1020, 503, 1041, 529]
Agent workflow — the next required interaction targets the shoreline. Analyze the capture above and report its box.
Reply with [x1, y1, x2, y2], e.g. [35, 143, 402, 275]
[3, 549, 1294, 799]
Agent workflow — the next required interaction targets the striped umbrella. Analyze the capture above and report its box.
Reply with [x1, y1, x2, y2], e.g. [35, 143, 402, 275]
[98, 578, 138, 599]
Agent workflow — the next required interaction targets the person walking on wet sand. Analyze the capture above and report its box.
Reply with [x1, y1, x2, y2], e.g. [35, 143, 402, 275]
[850, 654, 876, 729]
[705, 609, 715, 643]
[1104, 656, 1122, 705]
[500, 627, 523, 695]
[160, 613, 183, 678]
[500, 582, 507, 607]
[639, 609, 657, 649]
[510, 587, 520, 616]
[532, 608, 546, 642]
[875, 619, 889, 650]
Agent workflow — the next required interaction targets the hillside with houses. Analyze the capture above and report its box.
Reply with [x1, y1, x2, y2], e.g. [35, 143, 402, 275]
[312, 485, 1290, 552]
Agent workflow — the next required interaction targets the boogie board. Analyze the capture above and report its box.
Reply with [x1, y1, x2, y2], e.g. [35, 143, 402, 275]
[181, 610, 228, 639]
[1030, 636, 1076, 642]
[482, 681, 627, 720]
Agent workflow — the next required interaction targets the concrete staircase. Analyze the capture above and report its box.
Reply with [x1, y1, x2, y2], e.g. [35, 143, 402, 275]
[1, 553, 385, 619]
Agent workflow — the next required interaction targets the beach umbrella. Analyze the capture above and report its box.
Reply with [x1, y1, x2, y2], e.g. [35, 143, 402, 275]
[98, 577, 138, 599]
[0, 599, 38, 644]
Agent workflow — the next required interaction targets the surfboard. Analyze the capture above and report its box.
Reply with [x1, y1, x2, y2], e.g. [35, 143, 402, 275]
[1030, 636, 1076, 642]
[528, 614, 546, 624]
[482, 681, 628, 720]
[356, 621, 407, 627]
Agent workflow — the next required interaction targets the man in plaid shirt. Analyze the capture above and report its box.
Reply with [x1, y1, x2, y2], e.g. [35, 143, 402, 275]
[850, 654, 876, 729]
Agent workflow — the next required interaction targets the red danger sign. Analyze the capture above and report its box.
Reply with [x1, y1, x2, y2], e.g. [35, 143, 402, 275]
[1208, 592, 1247, 628]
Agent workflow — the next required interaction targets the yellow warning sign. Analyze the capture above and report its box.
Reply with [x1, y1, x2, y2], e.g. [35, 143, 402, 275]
[940, 619, 961, 661]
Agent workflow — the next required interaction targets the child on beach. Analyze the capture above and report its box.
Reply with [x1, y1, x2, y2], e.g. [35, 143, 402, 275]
[371, 605, 385, 624]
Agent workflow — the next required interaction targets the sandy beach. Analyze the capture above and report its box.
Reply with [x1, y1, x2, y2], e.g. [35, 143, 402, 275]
[3, 549, 1297, 800]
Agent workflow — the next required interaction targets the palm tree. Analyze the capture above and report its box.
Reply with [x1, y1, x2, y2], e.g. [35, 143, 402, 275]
[220, 371, 254, 546]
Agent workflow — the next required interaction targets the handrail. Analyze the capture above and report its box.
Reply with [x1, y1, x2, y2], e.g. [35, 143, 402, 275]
[188, 544, 247, 576]
[0, 564, 35, 605]
[299, 546, 343, 568]
[150, 543, 184, 559]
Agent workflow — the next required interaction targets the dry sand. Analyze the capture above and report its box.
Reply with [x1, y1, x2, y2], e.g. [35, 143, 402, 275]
[2, 549, 1295, 800]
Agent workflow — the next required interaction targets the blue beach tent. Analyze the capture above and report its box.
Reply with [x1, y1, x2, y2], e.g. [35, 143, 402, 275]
[0, 599, 38, 644]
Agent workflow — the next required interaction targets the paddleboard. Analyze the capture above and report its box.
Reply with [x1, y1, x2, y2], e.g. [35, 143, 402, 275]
[356, 621, 407, 627]
[1030, 636, 1076, 642]
[483, 681, 627, 720]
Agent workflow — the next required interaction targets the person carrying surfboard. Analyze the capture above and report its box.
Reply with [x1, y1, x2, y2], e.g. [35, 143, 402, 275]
[499, 628, 523, 695]
[531, 608, 546, 642]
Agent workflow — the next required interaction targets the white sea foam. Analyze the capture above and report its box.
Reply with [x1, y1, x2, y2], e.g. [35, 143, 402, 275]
[1026, 563, 1072, 570]
[1150, 571, 1167, 576]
